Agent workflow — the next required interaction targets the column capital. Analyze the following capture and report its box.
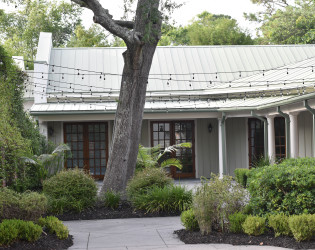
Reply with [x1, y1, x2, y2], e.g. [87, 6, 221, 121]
[289, 111, 300, 116]
[266, 114, 277, 119]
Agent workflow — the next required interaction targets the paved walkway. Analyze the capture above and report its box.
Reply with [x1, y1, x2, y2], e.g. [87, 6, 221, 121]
[64, 217, 289, 250]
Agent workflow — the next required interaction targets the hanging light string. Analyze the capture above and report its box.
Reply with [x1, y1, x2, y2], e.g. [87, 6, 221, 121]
[6, 55, 315, 80]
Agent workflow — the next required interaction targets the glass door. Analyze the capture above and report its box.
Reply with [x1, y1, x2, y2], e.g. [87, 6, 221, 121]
[151, 121, 195, 178]
[64, 122, 108, 179]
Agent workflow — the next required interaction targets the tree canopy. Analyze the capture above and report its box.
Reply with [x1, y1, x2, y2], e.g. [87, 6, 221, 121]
[159, 11, 254, 46]
[0, 0, 81, 61]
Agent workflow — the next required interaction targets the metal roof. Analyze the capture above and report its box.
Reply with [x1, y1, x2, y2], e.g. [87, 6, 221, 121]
[46, 45, 315, 97]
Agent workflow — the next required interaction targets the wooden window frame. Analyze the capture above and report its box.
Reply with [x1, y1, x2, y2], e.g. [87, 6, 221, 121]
[248, 118, 265, 167]
[274, 117, 286, 160]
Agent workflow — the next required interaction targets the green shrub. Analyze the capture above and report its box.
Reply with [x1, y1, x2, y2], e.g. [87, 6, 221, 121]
[0, 188, 47, 221]
[127, 167, 173, 199]
[193, 174, 247, 235]
[0, 219, 42, 246]
[234, 168, 250, 188]
[180, 208, 199, 231]
[0, 220, 19, 246]
[288, 214, 315, 242]
[131, 185, 192, 213]
[38, 216, 69, 240]
[17, 220, 42, 242]
[242, 216, 266, 236]
[43, 169, 97, 214]
[268, 213, 291, 237]
[247, 157, 315, 215]
[103, 191, 120, 209]
[229, 212, 247, 233]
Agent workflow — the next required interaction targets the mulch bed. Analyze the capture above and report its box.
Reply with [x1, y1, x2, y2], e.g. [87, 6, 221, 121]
[175, 229, 315, 249]
[0, 231, 73, 250]
[53, 200, 181, 221]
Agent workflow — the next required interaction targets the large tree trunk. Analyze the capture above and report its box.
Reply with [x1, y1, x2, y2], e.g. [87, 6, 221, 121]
[99, 0, 162, 194]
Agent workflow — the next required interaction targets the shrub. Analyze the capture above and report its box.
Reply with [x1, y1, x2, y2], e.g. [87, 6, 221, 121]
[43, 169, 97, 214]
[193, 174, 247, 235]
[0, 188, 47, 221]
[234, 168, 250, 188]
[242, 216, 266, 236]
[268, 213, 291, 237]
[229, 212, 247, 233]
[38, 216, 69, 240]
[126, 167, 173, 199]
[131, 185, 192, 213]
[181, 208, 199, 231]
[0, 219, 42, 246]
[288, 214, 315, 242]
[103, 191, 120, 209]
[247, 158, 315, 215]
[0, 220, 19, 246]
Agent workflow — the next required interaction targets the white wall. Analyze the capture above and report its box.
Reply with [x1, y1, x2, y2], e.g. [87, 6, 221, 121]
[226, 117, 248, 176]
[298, 111, 313, 157]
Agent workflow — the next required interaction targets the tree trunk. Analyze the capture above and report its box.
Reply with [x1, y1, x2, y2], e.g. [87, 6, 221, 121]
[100, 0, 162, 195]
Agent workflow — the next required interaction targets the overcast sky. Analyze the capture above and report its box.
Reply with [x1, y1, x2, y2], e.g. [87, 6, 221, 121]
[0, 0, 264, 35]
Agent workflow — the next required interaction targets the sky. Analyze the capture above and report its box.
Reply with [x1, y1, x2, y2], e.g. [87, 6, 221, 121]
[0, 0, 264, 36]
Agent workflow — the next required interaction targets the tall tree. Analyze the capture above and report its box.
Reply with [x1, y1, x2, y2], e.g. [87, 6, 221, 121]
[68, 0, 179, 194]
[159, 11, 254, 46]
[0, 0, 81, 61]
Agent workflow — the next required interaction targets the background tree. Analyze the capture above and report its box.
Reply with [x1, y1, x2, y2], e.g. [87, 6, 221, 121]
[0, 0, 81, 62]
[159, 11, 254, 46]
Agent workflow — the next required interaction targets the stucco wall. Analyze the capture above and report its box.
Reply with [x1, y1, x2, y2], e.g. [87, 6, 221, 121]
[47, 121, 63, 145]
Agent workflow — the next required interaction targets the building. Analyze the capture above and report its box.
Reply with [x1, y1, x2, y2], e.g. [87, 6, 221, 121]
[24, 32, 315, 179]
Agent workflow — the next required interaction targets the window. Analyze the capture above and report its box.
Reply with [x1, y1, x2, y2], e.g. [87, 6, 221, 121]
[274, 117, 286, 160]
[151, 121, 195, 178]
[248, 118, 265, 167]
[64, 122, 108, 179]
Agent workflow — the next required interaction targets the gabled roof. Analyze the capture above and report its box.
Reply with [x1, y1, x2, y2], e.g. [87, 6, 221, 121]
[47, 45, 315, 97]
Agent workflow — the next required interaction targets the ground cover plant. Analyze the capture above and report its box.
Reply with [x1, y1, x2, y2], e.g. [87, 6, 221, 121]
[43, 168, 98, 214]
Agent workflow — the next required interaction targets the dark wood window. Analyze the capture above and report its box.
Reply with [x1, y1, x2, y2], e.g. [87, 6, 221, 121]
[64, 122, 108, 179]
[151, 121, 195, 178]
[248, 118, 265, 167]
[274, 117, 286, 160]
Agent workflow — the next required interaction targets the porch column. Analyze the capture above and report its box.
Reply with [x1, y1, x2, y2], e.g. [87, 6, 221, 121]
[277, 107, 291, 158]
[218, 114, 227, 178]
[304, 100, 315, 157]
[38, 121, 48, 139]
[266, 115, 276, 163]
[289, 112, 299, 158]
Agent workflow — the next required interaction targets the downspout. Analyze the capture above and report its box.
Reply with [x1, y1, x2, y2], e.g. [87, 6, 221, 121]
[221, 113, 227, 176]
[277, 106, 291, 158]
[251, 111, 269, 159]
[304, 100, 315, 157]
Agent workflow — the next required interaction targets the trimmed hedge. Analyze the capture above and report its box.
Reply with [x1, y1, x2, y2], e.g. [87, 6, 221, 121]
[43, 169, 97, 214]
[247, 158, 315, 215]
[38, 216, 69, 240]
[0, 188, 47, 221]
[288, 214, 315, 242]
[181, 209, 199, 231]
[242, 216, 266, 236]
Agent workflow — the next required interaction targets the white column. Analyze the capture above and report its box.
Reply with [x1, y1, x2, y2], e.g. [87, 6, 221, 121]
[38, 121, 48, 139]
[266, 115, 275, 163]
[289, 113, 299, 158]
[218, 118, 223, 178]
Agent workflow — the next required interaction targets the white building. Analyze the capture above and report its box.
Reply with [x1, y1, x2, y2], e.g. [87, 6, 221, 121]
[24, 32, 315, 179]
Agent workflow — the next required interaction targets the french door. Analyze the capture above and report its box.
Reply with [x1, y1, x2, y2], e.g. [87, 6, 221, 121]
[274, 117, 286, 160]
[151, 121, 195, 178]
[64, 122, 108, 179]
[248, 118, 265, 167]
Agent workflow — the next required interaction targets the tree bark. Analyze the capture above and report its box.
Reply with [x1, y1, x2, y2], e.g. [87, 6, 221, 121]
[99, 0, 162, 194]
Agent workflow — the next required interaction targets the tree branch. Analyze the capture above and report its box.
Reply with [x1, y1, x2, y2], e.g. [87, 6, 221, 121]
[114, 20, 134, 29]
[71, 0, 134, 44]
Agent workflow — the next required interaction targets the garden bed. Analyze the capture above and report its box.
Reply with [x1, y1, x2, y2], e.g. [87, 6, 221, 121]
[175, 229, 315, 249]
[53, 200, 181, 221]
[0, 230, 73, 250]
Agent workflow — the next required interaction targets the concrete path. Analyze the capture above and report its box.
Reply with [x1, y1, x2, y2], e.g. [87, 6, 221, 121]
[64, 217, 289, 250]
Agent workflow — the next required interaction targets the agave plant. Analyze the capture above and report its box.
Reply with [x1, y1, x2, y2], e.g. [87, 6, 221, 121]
[136, 142, 192, 170]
